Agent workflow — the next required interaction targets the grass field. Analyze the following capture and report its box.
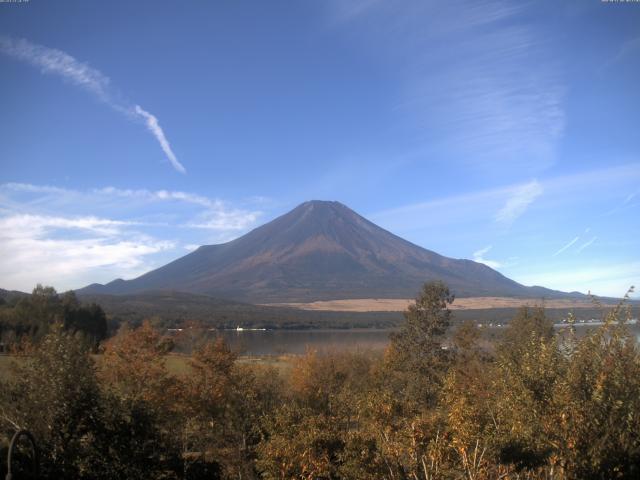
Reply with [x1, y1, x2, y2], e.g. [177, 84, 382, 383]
[164, 353, 295, 376]
[0, 355, 15, 381]
[266, 296, 622, 312]
[0, 353, 295, 381]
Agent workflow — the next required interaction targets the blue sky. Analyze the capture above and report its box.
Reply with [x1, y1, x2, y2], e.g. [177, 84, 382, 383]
[0, 0, 638, 298]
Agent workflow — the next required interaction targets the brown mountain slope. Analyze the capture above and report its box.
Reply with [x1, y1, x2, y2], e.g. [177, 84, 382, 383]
[78, 200, 577, 303]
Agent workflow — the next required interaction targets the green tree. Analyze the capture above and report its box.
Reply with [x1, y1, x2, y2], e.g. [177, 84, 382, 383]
[0, 324, 102, 479]
[0, 286, 108, 347]
[62, 297, 108, 348]
[386, 280, 454, 408]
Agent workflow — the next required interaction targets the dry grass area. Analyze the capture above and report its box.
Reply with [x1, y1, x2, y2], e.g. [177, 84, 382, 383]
[266, 296, 608, 312]
[0, 353, 295, 381]
[0, 354, 15, 381]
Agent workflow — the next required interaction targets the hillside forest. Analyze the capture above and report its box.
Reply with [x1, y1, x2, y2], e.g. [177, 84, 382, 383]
[0, 282, 639, 479]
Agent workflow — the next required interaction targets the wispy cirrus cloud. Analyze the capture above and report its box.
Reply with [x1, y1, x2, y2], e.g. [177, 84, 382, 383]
[1, 183, 260, 232]
[515, 262, 640, 299]
[371, 177, 544, 235]
[368, 164, 639, 297]
[327, 0, 565, 174]
[604, 36, 640, 70]
[472, 245, 502, 269]
[0, 36, 186, 173]
[329, 0, 382, 23]
[0, 35, 111, 100]
[0, 213, 135, 237]
[624, 191, 638, 204]
[186, 211, 260, 231]
[495, 180, 543, 224]
[94, 186, 215, 207]
[0, 183, 264, 291]
[0, 213, 174, 292]
[370, 164, 640, 235]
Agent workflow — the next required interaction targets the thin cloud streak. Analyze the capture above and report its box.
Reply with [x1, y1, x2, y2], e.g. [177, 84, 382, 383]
[186, 212, 259, 231]
[624, 192, 637, 204]
[576, 236, 597, 254]
[0, 213, 135, 237]
[601, 189, 639, 217]
[0, 182, 261, 232]
[553, 236, 580, 257]
[4, 183, 207, 205]
[603, 36, 640, 70]
[0, 36, 185, 173]
[370, 163, 640, 232]
[95, 186, 215, 208]
[0, 36, 111, 100]
[370, 178, 543, 233]
[134, 105, 186, 174]
[330, 0, 566, 173]
[495, 180, 543, 224]
[473, 245, 502, 269]
[513, 262, 640, 299]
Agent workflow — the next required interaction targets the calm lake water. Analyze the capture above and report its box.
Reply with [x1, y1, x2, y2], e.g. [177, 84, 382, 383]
[217, 328, 393, 356]
[211, 323, 640, 356]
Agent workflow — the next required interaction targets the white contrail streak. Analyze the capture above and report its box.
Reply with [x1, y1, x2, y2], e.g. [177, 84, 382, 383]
[553, 236, 579, 257]
[0, 35, 186, 173]
[134, 105, 186, 174]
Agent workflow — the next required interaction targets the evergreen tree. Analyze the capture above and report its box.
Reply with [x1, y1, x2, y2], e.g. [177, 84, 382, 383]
[387, 280, 454, 407]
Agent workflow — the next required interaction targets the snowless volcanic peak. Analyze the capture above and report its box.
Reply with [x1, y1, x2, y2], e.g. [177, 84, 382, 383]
[78, 200, 567, 302]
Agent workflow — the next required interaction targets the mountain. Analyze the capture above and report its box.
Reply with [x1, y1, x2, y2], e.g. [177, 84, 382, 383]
[0, 288, 29, 303]
[78, 200, 572, 302]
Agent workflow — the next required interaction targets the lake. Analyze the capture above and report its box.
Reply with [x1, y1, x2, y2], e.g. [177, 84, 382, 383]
[210, 323, 640, 356]
[216, 328, 393, 356]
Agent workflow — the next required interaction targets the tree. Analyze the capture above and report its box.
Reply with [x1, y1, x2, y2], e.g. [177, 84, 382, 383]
[63, 300, 108, 348]
[554, 304, 640, 478]
[100, 321, 174, 405]
[485, 307, 563, 471]
[496, 306, 554, 365]
[180, 337, 238, 475]
[257, 350, 383, 480]
[442, 321, 494, 454]
[180, 337, 286, 478]
[0, 324, 103, 479]
[0, 286, 109, 347]
[99, 321, 182, 478]
[386, 280, 454, 407]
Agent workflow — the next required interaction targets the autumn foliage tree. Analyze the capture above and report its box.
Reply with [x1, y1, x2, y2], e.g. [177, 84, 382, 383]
[2, 283, 640, 479]
[98, 321, 182, 478]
